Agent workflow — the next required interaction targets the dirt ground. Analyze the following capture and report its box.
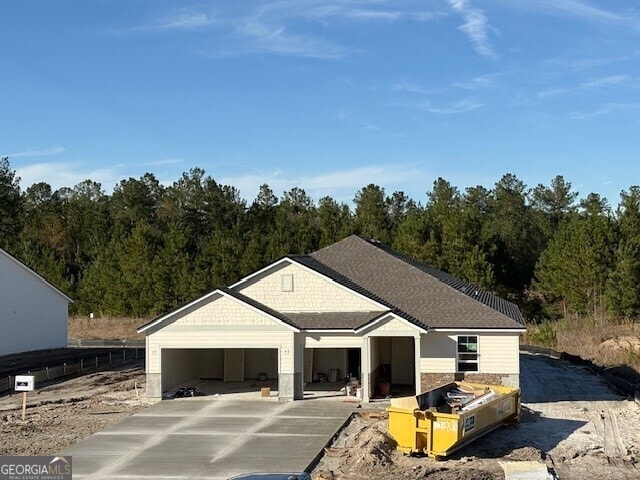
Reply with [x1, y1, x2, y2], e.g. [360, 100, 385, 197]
[311, 354, 640, 480]
[0, 354, 638, 480]
[0, 366, 150, 456]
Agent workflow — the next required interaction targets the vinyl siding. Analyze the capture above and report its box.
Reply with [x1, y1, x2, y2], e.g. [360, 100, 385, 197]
[420, 332, 456, 372]
[478, 333, 520, 374]
[303, 333, 363, 348]
[147, 294, 294, 374]
[420, 331, 519, 374]
[0, 253, 69, 356]
[148, 330, 294, 373]
[238, 262, 379, 313]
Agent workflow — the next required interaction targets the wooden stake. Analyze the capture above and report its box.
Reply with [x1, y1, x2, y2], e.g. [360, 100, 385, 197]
[21, 392, 27, 420]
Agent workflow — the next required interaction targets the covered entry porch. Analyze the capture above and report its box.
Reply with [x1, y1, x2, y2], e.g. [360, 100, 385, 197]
[359, 313, 424, 401]
[296, 313, 423, 402]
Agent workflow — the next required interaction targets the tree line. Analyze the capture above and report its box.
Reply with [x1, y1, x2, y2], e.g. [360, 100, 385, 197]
[1, 156, 639, 321]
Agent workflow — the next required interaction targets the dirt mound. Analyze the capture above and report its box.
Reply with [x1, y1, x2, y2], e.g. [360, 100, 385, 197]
[600, 336, 640, 351]
[312, 411, 505, 480]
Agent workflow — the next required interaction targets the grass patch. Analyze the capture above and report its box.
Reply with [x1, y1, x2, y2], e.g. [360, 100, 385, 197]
[524, 316, 640, 376]
[68, 316, 147, 340]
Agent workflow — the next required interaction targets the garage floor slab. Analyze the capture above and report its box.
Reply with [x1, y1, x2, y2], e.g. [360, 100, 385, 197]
[60, 397, 355, 480]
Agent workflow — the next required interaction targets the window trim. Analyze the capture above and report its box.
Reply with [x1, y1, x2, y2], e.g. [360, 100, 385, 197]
[281, 274, 294, 292]
[456, 335, 479, 373]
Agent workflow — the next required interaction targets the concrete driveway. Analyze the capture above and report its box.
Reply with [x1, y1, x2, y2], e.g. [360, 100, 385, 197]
[61, 398, 355, 479]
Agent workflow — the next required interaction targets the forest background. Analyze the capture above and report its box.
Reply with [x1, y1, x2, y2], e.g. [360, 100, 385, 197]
[2, 155, 640, 334]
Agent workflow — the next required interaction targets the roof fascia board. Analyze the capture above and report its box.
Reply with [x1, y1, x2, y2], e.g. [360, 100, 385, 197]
[0, 249, 73, 304]
[356, 312, 427, 335]
[138, 288, 300, 334]
[231, 257, 387, 311]
[430, 328, 526, 333]
[220, 290, 299, 333]
[304, 329, 355, 333]
[229, 257, 291, 289]
[285, 257, 388, 311]
[137, 289, 223, 333]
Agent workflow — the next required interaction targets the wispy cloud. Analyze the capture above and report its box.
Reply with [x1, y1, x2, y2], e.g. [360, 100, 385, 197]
[538, 74, 634, 98]
[119, 2, 443, 60]
[453, 73, 502, 90]
[16, 162, 125, 192]
[303, 3, 445, 24]
[229, 20, 353, 59]
[446, 0, 497, 59]
[137, 158, 184, 168]
[3, 146, 66, 158]
[417, 98, 484, 114]
[542, 52, 640, 72]
[219, 163, 430, 204]
[392, 81, 444, 95]
[502, 0, 640, 29]
[568, 102, 640, 119]
[119, 8, 216, 33]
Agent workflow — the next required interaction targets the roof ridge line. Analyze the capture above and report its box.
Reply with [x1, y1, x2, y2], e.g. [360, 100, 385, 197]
[360, 239, 524, 325]
[289, 254, 429, 329]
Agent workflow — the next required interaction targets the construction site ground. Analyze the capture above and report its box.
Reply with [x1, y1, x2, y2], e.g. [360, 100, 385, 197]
[312, 353, 640, 480]
[0, 353, 638, 479]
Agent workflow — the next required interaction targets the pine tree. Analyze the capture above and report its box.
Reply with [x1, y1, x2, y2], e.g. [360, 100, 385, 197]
[605, 186, 640, 318]
[0, 157, 24, 251]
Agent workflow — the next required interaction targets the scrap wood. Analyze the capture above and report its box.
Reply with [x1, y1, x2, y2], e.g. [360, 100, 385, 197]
[359, 410, 388, 419]
[323, 447, 348, 457]
[457, 383, 477, 393]
[313, 469, 346, 480]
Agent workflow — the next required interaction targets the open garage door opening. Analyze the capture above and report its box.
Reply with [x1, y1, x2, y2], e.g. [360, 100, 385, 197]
[161, 348, 278, 398]
[303, 347, 361, 398]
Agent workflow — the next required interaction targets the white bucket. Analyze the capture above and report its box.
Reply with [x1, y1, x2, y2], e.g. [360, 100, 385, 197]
[356, 387, 362, 399]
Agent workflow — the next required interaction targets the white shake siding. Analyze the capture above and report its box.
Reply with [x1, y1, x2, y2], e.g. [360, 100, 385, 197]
[364, 316, 420, 337]
[146, 295, 296, 375]
[0, 251, 70, 356]
[239, 263, 379, 312]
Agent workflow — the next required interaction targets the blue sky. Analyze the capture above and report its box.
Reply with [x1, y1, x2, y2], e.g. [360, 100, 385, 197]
[2, 1, 640, 206]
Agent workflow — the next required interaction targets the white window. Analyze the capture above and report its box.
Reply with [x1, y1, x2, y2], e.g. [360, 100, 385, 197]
[457, 335, 478, 372]
[281, 274, 294, 292]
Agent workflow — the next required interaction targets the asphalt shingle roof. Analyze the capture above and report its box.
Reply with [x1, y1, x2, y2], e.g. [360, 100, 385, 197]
[304, 235, 524, 330]
[285, 311, 387, 330]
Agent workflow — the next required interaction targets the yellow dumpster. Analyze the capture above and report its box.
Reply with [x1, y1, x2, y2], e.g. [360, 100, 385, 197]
[387, 381, 520, 459]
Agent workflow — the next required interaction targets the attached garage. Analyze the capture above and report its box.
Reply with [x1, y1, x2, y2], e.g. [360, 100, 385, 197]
[303, 347, 361, 383]
[159, 348, 278, 394]
[140, 288, 299, 399]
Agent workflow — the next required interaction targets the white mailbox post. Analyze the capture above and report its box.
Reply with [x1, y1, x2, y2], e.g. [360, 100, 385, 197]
[15, 375, 35, 420]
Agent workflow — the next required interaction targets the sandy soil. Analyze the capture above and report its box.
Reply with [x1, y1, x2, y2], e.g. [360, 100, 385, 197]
[0, 366, 151, 456]
[312, 354, 640, 480]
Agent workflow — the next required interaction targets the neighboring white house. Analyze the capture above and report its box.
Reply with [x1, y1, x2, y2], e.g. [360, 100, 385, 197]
[0, 248, 73, 356]
[138, 235, 525, 402]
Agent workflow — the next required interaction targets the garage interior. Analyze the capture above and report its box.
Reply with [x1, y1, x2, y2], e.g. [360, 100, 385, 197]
[302, 347, 361, 397]
[369, 336, 415, 397]
[160, 348, 278, 396]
